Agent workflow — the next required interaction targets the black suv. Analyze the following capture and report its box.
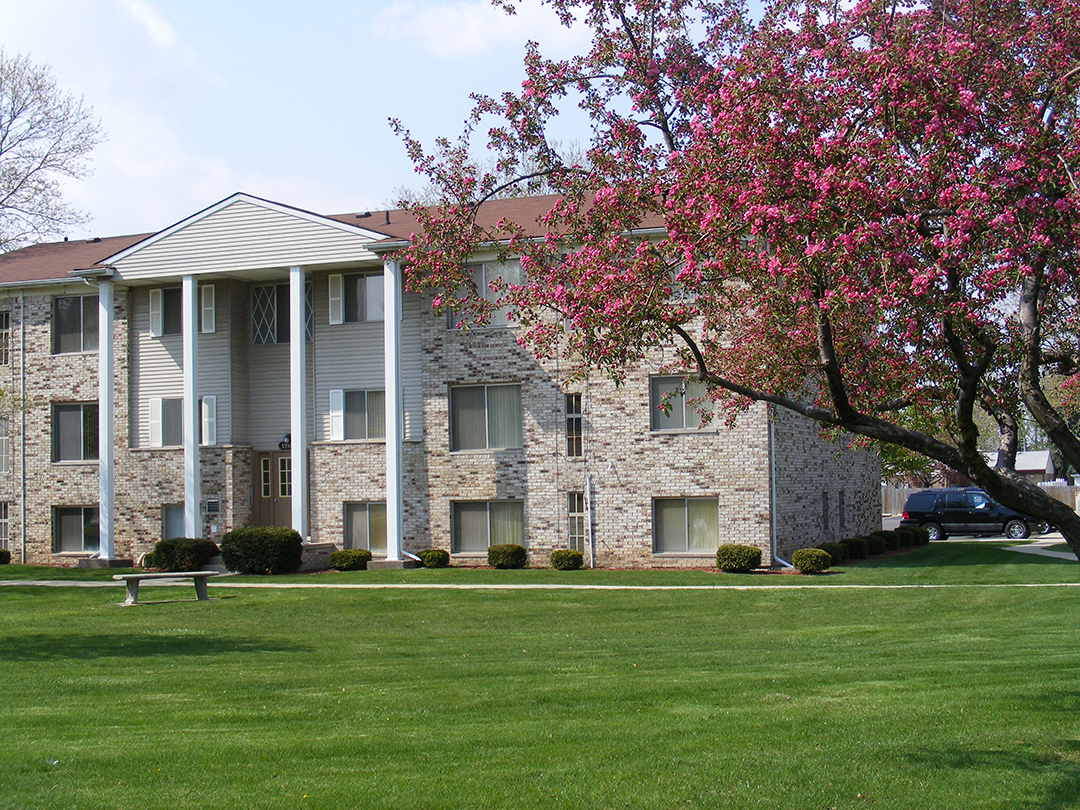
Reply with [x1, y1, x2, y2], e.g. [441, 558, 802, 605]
[899, 487, 1046, 542]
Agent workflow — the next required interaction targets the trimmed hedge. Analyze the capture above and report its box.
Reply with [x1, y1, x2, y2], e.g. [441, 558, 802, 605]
[487, 544, 528, 569]
[220, 527, 303, 575]
[840, 535, 869, 560]
[551, 549, 584, 570]
[792, 547, 831, 573]
[716, 544, 762, 573]
[328, 549, 372, 571]
[148, 538, 220, 572]
[0, 548, 9, 565]
[816, 542, 847, 564]
[865, 532, 889, 556]
[419, 548, 450, 568]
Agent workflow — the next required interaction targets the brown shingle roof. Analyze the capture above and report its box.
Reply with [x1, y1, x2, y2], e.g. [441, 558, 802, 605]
[0, 233, 151, 285]
[0, 194, 666, 286]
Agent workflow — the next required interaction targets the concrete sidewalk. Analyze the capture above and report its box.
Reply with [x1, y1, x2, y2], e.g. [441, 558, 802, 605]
[1004, 533, 1078, 561]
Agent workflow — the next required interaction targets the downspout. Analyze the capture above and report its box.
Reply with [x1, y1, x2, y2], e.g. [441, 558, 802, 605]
[768, 412, 793, 569]
[585, 472, 595, 569]
[19, 291, 25, 564]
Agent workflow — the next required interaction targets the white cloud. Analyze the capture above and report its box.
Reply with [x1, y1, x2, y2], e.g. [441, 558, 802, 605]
[117, 0, 179, 49]
[374, 0, 589, 59]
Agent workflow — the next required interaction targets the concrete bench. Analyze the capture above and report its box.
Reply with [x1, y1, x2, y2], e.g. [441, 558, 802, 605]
[112, 571, 219, 606]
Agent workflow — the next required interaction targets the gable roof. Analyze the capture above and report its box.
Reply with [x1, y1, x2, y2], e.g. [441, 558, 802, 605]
[0, 192, 667, 286]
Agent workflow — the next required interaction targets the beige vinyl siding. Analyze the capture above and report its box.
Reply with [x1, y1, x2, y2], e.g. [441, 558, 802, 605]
[230, 280, 251, 446]
[111, 200, 385, 280]
[129, 285, 232, 447]
[310, 273, 424, 442]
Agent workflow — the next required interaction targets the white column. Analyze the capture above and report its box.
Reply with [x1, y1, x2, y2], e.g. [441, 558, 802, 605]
[97, 281, 115, 559]
[289, 266, 308, 539]
[384, 258, 403, 561]
[182, 275, 201, 538]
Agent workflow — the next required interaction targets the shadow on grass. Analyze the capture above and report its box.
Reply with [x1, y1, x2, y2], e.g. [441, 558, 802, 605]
[2, 632, 309, 661]
[848, 543, 1076, 569]
[906, 740, 1080, 810]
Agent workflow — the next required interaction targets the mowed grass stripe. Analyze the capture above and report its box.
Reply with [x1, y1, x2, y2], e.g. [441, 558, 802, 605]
[1, 577, 1079, 809]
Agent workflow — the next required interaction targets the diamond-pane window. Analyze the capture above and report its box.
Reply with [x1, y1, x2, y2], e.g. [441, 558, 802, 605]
[252, 285, 277, 345]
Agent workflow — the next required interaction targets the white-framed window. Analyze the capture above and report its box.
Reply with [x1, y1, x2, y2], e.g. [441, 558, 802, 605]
[344, 502, 387, 553]
[452, 500, 525, 552]
[567, 492, 586, 553]
[328, 273, 384, 324]
[0, 502, 8, 550]
[653, 498, 719, 553]
[566, 393, 583, 458]
[162, 504, 185, 540]
[449, 383, 522, 452]
[649, 376, 713, 431]
[53, 506, 99, 553]
[52, 294, 98, 354]
[0, 311, 10, 365]
[148, 284, 215, 337]
[52, 403, 98, 462]
[450, 259, 521, 328]
[328, 389, 385, 441]
[0, 418, 9, 474]
[149, 396, 217, 447]
[252, 283, 312, 344]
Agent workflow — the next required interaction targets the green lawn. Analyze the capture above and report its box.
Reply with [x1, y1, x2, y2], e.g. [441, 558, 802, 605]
[2, 543, 1079, 809]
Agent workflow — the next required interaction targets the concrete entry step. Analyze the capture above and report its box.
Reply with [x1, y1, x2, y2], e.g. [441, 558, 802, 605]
[78, 558, 134, 569]
[368, 559, 423, 570]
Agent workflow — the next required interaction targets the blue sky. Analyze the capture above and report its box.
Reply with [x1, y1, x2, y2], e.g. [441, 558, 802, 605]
[0, 0, 593, 239]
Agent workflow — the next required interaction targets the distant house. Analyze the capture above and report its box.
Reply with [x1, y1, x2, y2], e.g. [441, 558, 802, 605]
[0, 192, 880, 568]
[983, 450, 1058, 485]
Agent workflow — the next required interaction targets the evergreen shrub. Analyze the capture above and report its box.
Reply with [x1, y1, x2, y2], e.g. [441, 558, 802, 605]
[840, 536, 869, 560]
[0, 548, 9, 565]
[419, 548, 450, 568]
[816, 542, 847, 564]
[716, 544, 762, 572]
[150, 538, 220, 572]
[487, 544, 528, 569]
[220, 527, 303, 575]
[328, 549, 372, 571]
[550, 549, 584, 570]
[792, 547, 831, 573]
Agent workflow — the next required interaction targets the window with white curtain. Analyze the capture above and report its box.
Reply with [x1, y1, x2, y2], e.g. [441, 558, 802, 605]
[452, 500, 525, 552]
[53, 506, 99, 553]
[653, 498, 719, 553]
[649, 376, 713, 431]
[344, 502, 387, 553]
[449, 383, 522, 451]
[328, 390, 385, 440]
[52, 295, 98, 354]
[328, 273, 384, 324]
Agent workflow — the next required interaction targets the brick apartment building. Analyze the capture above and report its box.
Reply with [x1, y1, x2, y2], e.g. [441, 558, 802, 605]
[0, 192, 879, 568]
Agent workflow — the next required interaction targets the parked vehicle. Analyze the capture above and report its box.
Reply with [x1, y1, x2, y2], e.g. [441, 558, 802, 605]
[899, 487, 1048, 542]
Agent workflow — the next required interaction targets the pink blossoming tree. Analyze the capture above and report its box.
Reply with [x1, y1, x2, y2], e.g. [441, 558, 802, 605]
[393, 0, 1080, 554]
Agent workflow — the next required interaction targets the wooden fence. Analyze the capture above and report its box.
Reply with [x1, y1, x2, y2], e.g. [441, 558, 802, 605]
[882, 484, 1078, 515]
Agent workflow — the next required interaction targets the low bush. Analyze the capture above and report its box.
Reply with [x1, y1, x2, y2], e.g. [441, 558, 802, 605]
[716, 544, 762, 573]
[150, 538, 220, 572]
[419, 548, 450, 568]
[840, 535, 870, 560]
[893, 527, 919, 548]
[913, 526, 931, 546]
[220, 527, 303, 575]
[140, 551, 156, 569]
[0, 548, 9, 565]
[816, 542, 847, 564]
[792, 547, 831, 573]
[487, 544, 528, 569]
[865, 532, 889, 556]
[882, 530, 901, 551]
[328, 549, 372, 571]
[550, 549, 584, 570]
